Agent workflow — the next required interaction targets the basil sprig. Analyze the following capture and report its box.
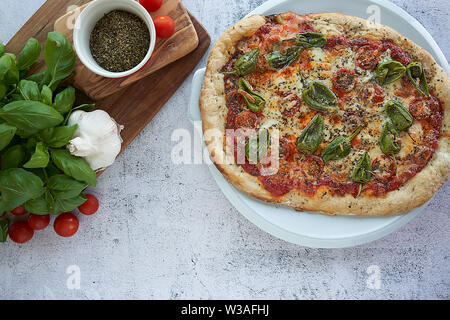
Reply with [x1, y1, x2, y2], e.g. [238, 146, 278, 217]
[0, 32, 97, 223]
[16, 38, 41, 71]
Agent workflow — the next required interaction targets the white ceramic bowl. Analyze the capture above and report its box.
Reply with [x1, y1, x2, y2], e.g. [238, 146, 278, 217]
[73, 0, 156, 78]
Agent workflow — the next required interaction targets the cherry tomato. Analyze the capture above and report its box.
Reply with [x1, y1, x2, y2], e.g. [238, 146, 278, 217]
[332, 68, 357, 93]
[9, 221, 34, 243]
[139, 0, 162, 12]
[54, 213, 79, 237]
[11, 205, 27, 216]
[28, 214, 50, 230]
[355, 45, 380, 70]
[78, 194, 99, 215]
[154, 16, 175, 38]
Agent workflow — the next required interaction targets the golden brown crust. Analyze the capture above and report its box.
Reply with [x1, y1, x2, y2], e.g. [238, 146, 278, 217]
[200, 12, 450, 215]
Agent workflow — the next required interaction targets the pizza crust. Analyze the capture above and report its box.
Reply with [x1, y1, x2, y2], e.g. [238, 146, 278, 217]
[200, 12, 450, 215]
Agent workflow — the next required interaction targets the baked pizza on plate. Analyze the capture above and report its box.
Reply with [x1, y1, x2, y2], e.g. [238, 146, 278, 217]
[200, 12, 449, 215]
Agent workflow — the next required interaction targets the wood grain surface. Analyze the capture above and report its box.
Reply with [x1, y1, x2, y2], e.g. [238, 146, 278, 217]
[54, 0, 199, 100]
[5, 0, 210, 160]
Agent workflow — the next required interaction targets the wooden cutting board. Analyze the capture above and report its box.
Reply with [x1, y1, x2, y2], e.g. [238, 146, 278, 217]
[6, 0, 210, 157]
[54, 0, 199, 100]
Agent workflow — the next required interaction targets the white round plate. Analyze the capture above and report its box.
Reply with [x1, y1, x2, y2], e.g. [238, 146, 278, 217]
[188, 0, 447, 248]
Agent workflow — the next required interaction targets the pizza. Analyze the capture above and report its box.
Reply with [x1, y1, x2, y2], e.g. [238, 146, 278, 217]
[200, 12, 450, 215]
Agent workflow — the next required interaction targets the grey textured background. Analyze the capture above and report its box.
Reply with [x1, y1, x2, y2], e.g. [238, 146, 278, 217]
[0, 0, 449, 300]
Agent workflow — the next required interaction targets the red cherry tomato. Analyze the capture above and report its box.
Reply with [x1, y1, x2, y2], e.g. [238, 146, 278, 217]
[28, 214, 50, 230]
[154, 16, 175, 38]
[139, 0, 162, 12]
[9, 221, 34, 243]
[11, 205, 27, 216]
[78, 194, 99, 215]
[54, 213, 79, 237]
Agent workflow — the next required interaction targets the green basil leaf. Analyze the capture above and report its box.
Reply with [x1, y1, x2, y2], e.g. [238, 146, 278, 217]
[16, 38, 41, 71]
[44, 32, 75, 88]
[26, 71, 45, 85]
[23, 142, 49, 168]
[47, 174, 87, 199]
[26, 190, 86, 215]
[376, 60, 406, 85]
[23, 189, 54, 214]
[51, 149, 97, 187]
[18, 79, 41, 101]
[295, 32, 327, 48]
[40, 85, 52, 105]
[0, 218, 9, 242]
[25, 136, 38, 152]
[1, 145, 26, 169]
[266, 46, 302, 69]
[0, 82, 7, 100]
[0, 100, 63, 133]
[302, 81, 338, 111]
[24, 196, 51, 214]
[40, 124, 77, 148]
[0, 54, 19, 85]
[0, 44, 5, 57]
[0, 168, 44, 212]
[53, 194, 86, 214]
[0, 123, 17, 151]
[53, 86, 75, 114]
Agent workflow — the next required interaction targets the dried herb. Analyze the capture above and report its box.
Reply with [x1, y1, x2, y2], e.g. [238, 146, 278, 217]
[90, 10, 150, 72]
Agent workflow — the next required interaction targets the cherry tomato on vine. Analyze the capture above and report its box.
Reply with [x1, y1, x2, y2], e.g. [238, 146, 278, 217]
[28, 214, 50, 230]
[11, 205, 27, 216]
[139, 0, 163, 12]
[9, 221, 34, 243]
[154, 16, 175, 38]
[78, 194, 99, 215]
[54, 213, 79, 237]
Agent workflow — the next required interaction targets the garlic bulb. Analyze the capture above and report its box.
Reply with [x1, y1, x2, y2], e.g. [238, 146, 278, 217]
[67, 110, 124, 171]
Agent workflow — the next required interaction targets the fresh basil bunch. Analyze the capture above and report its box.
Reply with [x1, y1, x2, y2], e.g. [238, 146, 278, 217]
[0, 32, 97, 239]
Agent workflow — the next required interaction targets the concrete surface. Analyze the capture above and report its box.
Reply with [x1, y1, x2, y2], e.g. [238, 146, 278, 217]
[0, 0, 449, 300]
